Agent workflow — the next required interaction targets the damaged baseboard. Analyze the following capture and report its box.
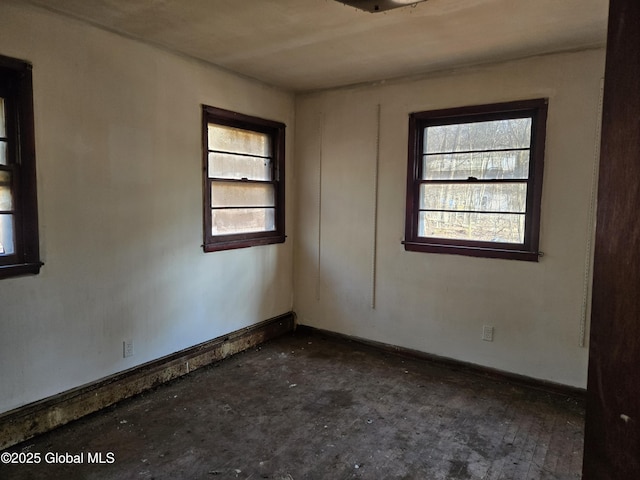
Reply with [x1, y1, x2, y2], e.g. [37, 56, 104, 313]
[0, 312, 296, 450]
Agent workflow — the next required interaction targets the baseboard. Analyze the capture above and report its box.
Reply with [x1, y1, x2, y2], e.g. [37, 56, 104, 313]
[296, 324, 586, 401]
[0, 312, 296, 450]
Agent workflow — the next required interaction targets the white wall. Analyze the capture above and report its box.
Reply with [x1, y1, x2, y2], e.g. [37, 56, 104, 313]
[0, 3, 294, 414]
[294, 49, 605, 388]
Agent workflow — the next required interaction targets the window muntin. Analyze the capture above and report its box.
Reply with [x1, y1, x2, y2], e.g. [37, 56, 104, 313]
[0, 55, 41, 278]
[202, 106, 285, 252]
[404, 99, 547, 261]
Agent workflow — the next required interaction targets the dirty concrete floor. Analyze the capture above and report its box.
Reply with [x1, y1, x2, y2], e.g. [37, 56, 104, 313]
[0, 329, 584, 480]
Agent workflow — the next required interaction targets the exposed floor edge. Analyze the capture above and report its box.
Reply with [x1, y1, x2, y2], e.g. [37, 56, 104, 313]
[0, 312, 296, 450]
[297, 324, 586, 401]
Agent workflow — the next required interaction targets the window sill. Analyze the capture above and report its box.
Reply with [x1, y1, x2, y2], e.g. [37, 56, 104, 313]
[0, 261, 44, 279]
[403, 241, 540, 262]
[204, 235, 286, 253]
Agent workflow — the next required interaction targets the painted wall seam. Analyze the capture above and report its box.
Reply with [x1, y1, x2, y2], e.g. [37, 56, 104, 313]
[371, 103, 381, 309]
[316, 112, 324, 302]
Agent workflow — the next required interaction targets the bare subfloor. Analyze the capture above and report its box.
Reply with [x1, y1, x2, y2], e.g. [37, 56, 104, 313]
[0, 329, 584, 480]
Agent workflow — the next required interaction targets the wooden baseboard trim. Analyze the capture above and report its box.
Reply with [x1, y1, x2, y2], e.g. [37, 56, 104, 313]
[296, 324, 586, 401]
[0, 312, 296, 450]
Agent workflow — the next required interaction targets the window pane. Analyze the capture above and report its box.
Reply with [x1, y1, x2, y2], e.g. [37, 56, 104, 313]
[211, 182, 275, 208]
[0, 97, 5, 138]
[0, 171, 13, 210]
[212, 208, 275, 235]
[420, 183, 527, 213]
[208, 124, 270, 157]
[424, 118, 532, 153]
[423, 150, 530, 180]
[419, 211, 525, 244]
[0, 141, 7, 166]
[0, 213, 15, 255]
[208, 152, 271, 181]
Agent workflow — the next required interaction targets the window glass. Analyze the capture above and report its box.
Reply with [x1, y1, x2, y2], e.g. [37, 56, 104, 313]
[0, 213, 15, 255]
[0, 170, 11, 204]
[418, 211, 525, 244]
[0, 142, 6, 166]
[423, 118, 532, 153]
[422, 150, 530, 180]
[210, 182, 275, 208]
[208, 124, 270, 157]
[211, 208, 276, 235]
[0, 97, 5, 137]
[419, 183, 527, 213]
[208, 152, 272, 181]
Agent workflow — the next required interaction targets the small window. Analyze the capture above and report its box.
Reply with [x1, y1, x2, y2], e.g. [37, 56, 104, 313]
[0, 54, 41, 279]
[202, 106, 285, 252]
[404, 99, 547, 261]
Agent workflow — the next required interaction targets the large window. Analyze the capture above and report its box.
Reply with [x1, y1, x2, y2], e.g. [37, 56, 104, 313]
[202, 106, 285, 252]
[0, 54, 41, 279]
[404, 99, 547, 261]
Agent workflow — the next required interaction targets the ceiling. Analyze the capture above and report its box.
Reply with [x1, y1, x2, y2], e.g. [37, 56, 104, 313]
[18, 0, 609, 92]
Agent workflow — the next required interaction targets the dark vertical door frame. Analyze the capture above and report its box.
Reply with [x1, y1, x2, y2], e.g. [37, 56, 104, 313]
[583, 0, 640, 478]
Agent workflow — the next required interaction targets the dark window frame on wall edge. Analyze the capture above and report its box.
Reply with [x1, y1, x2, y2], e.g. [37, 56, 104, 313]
[0, 54, 42, 279]
[202, 105, 286, 253]
[403, 98, 548, 262]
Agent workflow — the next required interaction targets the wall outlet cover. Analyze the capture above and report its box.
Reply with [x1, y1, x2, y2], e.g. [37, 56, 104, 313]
[123, 339, 134, 358]
[482, 326, 494, 342]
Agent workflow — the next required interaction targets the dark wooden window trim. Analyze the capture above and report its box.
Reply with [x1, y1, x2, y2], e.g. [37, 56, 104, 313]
[404, 98, 548, 261]
[202, 106, 285, 252]
[0, 54, 42, 279]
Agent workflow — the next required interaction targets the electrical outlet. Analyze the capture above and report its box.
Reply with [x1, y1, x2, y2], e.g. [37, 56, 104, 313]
[482, 325, 494, 342]
[123, 339, 134, 358]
